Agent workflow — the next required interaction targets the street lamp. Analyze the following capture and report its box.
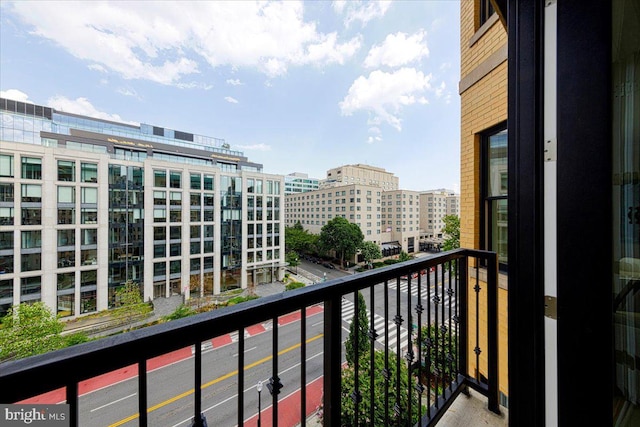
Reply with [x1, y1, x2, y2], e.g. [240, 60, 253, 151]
[256, 380, 263, 427]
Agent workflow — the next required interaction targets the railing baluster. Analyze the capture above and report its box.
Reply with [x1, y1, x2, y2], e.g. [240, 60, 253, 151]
[394, 276, 402, 422]
[139, 359, 148, 427]
[383, 280, 390, 425]
[352, 291, 361, 427]
[300, 307, 307, 427]
[66, 381, 78, 427]
[368, 285, 377, 426]
[447, 261, 453, 392]
[323, 295, 342, 426]
[487, 252, 500, 414]
[474, 259, 481, 382]
[459, 256, 469, 383]
[415, 270, 424, 422]
[271, 318, 279, 426]
[237, 332, 244, 427]
[406, 274, 413, 424]
[434, 263, 440, 407]
[426, 265, 432, 417]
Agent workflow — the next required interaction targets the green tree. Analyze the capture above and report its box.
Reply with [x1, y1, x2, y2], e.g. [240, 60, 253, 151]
[285, 221, 317, 255]
[360, 241, 382, 269]
[398, 251, 413, 262]
[0, 301, 65, 361]
[418, 325, 458, 391]
[441, 215, 460, 251]
[341, 350, 423, 426]
[285, 251, 300, 273]
[318, 217, 364, 268]
[345, 291, 369, 366]
[113, 280, 151, 329]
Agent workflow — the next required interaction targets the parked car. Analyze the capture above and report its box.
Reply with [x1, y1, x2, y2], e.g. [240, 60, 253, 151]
[322, 262, 336, 269]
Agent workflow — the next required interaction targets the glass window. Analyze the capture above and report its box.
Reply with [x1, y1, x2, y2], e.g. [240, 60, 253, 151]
[81, 208, 97, 224]
[57, 186, 74, 204]
[190, 241, 200, 255]
[190, 225, 200, 239]
[0, 207, 13, 225]
[154, 208, 166, 222]
[0, 154, 13, 177]
[190, 173, 201, 189]
[482, 125, 508, 269]
[21, 276, 41, 297]
[81, 163, 98, 183]
[21, 208, 41, 225]
[169, 210, 181, 222]
[170, 226, 181, 240]
[57, 160, 75, 182]
[0, 231, 13, 250]
[0, 183, 13, 202]
[58, 250, 75, 268]
[170, 243, 181, 256]
[256, 179, 263, 193]
[203, 194, 214, 207]
[20, 230, 42, 249]
[247, 178, 254, 193]
[154, 191, 166, 205]
[169, 260, 181, 274]
[170, 192, 182, 205]
[0, 255, 13, 273]
[81, 187, 98, 204]
[154, 170, 166, 187]
[57, 229, 75, 247]
[82, 229, 97, 246]
[204, 175, 214, 191]
[0, 279, 13, 302]
[57, 272, 75, 290]
[190, 193, 201, 206]
[154, 262, 166, 277]
[21, 253, 41, 272]
[58, 208, 75, 225]
[204, 225, 214, 238]
[154, 244, 166, 258]
[203, 240, 213, 253]
[21, 157, 41, 179]
[203, 210, 214, 221]
[154, 227, 166, 241]
[22, 184, 42, 203]
[170, 171, 181, 188]
[80, 289, 96, 314]
[190, 209, 201, 222]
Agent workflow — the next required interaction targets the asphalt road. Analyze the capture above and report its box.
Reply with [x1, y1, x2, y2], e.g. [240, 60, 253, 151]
[77, 260, 458, 426]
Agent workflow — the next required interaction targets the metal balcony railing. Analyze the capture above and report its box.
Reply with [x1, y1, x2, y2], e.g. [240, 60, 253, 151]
[0, 248, 499, 427]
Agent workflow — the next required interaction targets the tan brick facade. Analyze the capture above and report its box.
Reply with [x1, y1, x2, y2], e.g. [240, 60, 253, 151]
[459, 0, 509, 403]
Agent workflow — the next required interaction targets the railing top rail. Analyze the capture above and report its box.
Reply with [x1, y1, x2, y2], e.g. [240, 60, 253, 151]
[0, 248, 495, 403]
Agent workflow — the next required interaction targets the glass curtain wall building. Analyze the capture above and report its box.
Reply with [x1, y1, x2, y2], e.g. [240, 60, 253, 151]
[0, 98, 285, 318]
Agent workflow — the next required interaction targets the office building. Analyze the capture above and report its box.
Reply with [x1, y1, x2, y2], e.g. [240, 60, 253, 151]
[0, 98, 285, 319]
[419, 189, 460, 239]
[283, 172, 319, 195]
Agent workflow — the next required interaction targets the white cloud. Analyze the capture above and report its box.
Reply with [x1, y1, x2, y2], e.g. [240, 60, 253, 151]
[117, 87, 138, 98]
[224, 96, 239, 104]
[364, 30, 429, 68]
[236, 143, 271, 152]
[339, 68, 432, 131]
[88, 64, 107, 73]
[0, 89, 32, 103]
[47, 95, 138, 125]
[434, 81, 446, 98]
[334, 0, 393, 28]
[226, 79, 243, 86]
[366, 135, 382, 144]
[7, 1, 362, 84]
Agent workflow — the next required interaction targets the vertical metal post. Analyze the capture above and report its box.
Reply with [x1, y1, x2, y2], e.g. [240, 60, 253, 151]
[459, 256, 469, 380]
[323, 295, 342, 426]
[487, 252, 500, 414]
[193, 341, 206, 427]
[138, 359, 148, 427]
[66, 381, 78, 427]
[300, 308, 307, 427]
[237, 333, 245, 426]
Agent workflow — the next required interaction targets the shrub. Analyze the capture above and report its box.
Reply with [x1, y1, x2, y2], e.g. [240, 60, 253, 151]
[164, 304, 196, 321]
[383, 259, 399, 265]
[64, 332, 91, 347]
[285, 282, 305, 291]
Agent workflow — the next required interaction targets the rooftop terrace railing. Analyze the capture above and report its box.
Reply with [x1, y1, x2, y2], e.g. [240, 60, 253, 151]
[0, 248, 499, 427]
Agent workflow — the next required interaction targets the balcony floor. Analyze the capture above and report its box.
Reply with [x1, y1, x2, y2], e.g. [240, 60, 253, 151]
[438, 389, 508, 427]
[304, 389, 508, 426]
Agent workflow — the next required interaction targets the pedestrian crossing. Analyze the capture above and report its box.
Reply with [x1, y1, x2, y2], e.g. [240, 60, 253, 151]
[389, 280, 458, 311]
[340, 298, 411, 354]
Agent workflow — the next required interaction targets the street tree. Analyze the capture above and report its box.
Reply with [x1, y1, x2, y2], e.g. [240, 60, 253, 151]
[441, 214, 460, 251]
[285, 221, 317, 255]
[398, 251, 413, 262]
[360, 241, 382, 269]
[113, 280, 152, 329]
[345, 291, 369, 366]
[285, 251, 300, 273]
[318, 217, 364, 268]
[341, 349, 423, 426]
[0, 301, 65, 361]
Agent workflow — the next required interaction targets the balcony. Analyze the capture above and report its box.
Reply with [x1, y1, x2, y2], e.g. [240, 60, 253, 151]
[0, 249, 503, 426]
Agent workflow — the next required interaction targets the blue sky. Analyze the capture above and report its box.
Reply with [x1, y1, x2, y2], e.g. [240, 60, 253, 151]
[0, 1, 460, 192]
